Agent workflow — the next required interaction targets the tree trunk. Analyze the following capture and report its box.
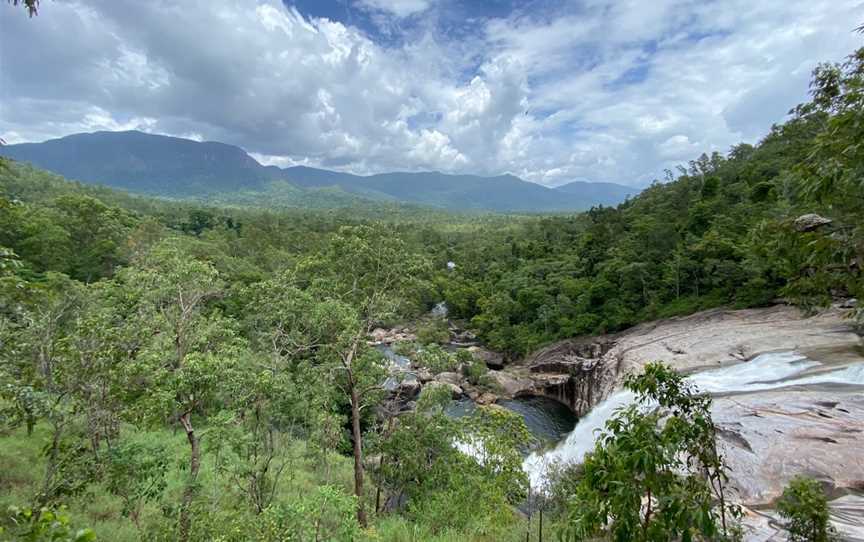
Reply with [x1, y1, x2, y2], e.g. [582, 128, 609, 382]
[37, 418, 63, 508]
[350, 385, 367, 527]
[178, 412, 201, 542]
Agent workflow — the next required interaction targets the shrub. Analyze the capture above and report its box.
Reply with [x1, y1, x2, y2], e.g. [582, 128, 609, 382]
[414, 345, 458, 375]
[416, 319, 450, 345]
[2, 506, 96, 542]
[462, 358, 487, 386]
[562, 363, 742, 542]
[777, 477, 836, 542]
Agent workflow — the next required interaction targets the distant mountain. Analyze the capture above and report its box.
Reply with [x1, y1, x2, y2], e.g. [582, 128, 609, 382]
[1, 131, 639, 212]
[554, 180, 639, 207]
[0, 131, 277, 195]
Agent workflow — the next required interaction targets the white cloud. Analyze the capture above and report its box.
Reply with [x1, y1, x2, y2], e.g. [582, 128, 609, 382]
[0, 0, 861, 187]
[357, 0, 431, 18]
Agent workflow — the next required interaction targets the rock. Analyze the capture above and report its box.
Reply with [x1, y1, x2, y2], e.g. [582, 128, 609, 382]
[435, 371, 463, 387]
[475, 392, 498, 405]
[485, 370, 533, 396]
[370, 328, 389, 342]
[368, 327, 418, 345]
[468, 346, 505, 370]
[415, 368, 434, 383]
[714, 389, 864, 506]
[525, 340, 618, 416]
[425, 380, 463, 398]
[837, 298, 858, 309]
[394, 379, 421, 399]
[794, 213, 833, 232]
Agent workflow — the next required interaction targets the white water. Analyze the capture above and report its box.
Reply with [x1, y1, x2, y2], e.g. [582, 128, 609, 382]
[523, 351, 864, 489]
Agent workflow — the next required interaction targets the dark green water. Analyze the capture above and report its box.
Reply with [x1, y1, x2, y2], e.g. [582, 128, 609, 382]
[446, 396, 577, 446]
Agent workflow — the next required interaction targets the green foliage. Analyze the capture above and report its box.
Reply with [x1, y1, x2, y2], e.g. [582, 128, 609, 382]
[561, 363, 741, 542]
[104, 441, 170, 526]
[461, 355, 487, 386]
[777, 477, 836, 542]
[2, 506, 96, 542]
[376, 390, 531, 536]
[412, 344, 459, 375]
[416, 318, 450, 344]
[255, 486, 360, 542]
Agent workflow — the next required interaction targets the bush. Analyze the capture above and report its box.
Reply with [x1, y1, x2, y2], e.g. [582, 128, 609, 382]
[2, 506, 96, 542]
[462, 357, 487, 386]
[777, 477, 836, 542]
[414, 345, 458, 375]
[416, 319, 450, 345]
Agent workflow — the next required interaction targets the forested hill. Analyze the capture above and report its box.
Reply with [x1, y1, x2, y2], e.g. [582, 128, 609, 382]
[436, 48, 864, 356]
[0, 131, 637, 212]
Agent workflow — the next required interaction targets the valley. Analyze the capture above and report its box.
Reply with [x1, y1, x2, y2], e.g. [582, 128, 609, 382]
[1, 3, 863, 541]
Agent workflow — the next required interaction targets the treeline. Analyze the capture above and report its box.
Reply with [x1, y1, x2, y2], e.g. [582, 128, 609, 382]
[438, 47, 864, 357]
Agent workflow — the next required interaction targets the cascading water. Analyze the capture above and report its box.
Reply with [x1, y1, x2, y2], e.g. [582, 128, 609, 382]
[523, 351, 864, 489]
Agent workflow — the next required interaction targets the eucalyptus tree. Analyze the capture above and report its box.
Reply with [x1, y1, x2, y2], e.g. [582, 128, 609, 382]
[116, 239, 248, 542]
[290, 225, 432, 526]
[0, 272, 95, 506]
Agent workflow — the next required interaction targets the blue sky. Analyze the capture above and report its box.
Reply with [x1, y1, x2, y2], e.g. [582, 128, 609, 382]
[1, 0, 862, 186]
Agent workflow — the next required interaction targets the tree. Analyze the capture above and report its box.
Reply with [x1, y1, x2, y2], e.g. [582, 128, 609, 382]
[118, 239, 247, 542]
[777, 477, 836, 542]
[292, 225, 431, 526]
[375, 387, 533, 535]
[562, 363, 741, 542]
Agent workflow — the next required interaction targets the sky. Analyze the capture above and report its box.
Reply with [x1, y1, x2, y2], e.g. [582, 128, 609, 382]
[0, 0, 861, 187]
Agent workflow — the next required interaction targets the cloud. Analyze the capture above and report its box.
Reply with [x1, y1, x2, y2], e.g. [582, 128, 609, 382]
[357, 0, 431, 18]
[0, 0, 861, 187]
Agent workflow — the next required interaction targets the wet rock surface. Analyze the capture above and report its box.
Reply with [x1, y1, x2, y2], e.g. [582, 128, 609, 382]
[714, 389, 864, 505]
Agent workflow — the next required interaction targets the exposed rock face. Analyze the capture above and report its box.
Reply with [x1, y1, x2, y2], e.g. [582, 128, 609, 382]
[484, 370, 533, 396]
[714, 389, 864, 505]
[524, 341, 617, 416]
[511, 304, 864, 538]
[794, 213, 833, 232]
[605, 305, 861, 376]
[506, 306, 860, 416]
[435, 372, 463, 387]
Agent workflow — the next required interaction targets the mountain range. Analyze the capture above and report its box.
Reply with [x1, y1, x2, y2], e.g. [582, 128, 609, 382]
[0, 131, 639, 212]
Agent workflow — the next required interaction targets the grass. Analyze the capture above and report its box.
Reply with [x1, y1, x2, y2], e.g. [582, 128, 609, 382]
[0, 423, 539, 541]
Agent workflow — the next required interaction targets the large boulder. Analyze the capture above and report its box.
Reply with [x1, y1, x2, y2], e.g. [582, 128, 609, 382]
[469, 346, 505, 370]
[394, 378, 421, 399]
[794, 213, 832, 232]
[485, 370, 533, 396]
[435, 371, 463, 387]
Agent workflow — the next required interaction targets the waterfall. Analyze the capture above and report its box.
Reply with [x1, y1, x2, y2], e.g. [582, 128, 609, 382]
[523, 351, 864, 489]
